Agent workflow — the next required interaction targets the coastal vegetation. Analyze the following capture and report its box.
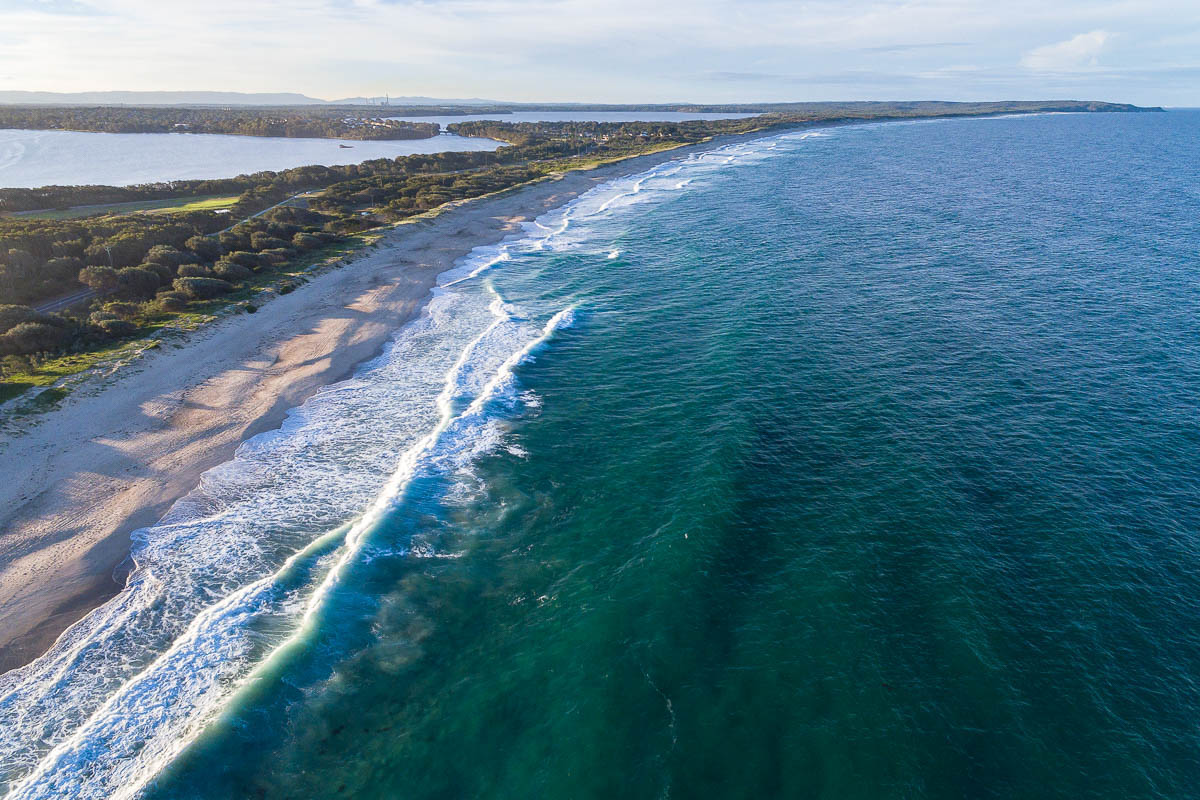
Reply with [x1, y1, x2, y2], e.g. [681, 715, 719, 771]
[0, 105, 438, 140]
[0, 100, 1155, 403]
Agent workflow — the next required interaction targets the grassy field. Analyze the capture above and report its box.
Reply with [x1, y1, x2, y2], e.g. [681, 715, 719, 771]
[9, 194, 240, 221]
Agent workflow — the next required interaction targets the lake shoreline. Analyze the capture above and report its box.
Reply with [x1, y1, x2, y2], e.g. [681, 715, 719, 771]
[0, 131, 781, 674]
[0, 128, 504, 188]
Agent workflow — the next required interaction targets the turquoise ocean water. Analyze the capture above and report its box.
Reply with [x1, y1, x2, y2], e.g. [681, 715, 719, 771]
[3, 111, 1199, 798]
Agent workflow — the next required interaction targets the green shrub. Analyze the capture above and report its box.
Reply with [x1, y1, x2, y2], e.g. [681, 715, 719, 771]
[292, 232, 322, 250]
[144, 245, 186, 267]
[0, 304, 44, 335]
[227, 251, 261, 269]
[250, 232, 289, 251]
[142, 261, 175, 283]
[44, 256, 83, 284]
[115, 266, 161, 300]
[173, 277, 233, 300]
[185, 235, 223, 263]
[177, 264, 212, 278]
[218, 230, 249, 252]
[102, 301, 140, 319]
[78, 264, 118, 292]
[213, 261, 252, 281]
[0, 321, 67, 355]
[154, 290, 190, 312]
[258, 250, 290, 266]
[96, 318, 137, 337]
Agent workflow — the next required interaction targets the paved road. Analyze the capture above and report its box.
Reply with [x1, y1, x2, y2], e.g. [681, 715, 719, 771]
[34, 287, 97, 314]
[215, 192, 312, 235]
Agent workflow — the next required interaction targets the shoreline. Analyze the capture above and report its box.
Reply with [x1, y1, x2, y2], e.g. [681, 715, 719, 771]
[0, 130, 776, 674]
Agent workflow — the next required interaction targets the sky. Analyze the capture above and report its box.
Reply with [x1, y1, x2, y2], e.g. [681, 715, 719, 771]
[1, 0, 1197, 106]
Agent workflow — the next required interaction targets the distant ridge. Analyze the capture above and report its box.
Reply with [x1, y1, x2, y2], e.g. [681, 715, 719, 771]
[0, 92, 1162, 114]
[0, 91, 329, 106]
[0, 91, 501, 106]
[332, 96, 500, 106]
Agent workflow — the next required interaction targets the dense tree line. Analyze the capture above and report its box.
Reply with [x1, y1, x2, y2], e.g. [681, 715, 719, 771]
[0, 204, 343, 363]
[459, 100, 1157, 114]
[0, 105, 438, 141]
[0, 151, 508, 214]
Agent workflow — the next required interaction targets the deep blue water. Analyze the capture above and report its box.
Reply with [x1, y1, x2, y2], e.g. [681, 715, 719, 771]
[4, 111, 1199, 799]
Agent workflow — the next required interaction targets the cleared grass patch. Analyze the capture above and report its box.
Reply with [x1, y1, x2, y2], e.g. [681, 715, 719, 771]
[11, 194, 240, 220]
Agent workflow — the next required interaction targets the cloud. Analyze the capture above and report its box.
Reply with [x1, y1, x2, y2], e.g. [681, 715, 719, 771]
[860, 42, 972, 54]
[1021, 30, 1111, 72]
[0, 2, 1196, 104]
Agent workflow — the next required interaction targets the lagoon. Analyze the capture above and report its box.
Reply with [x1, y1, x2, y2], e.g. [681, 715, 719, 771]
[0, 129, 503, 188]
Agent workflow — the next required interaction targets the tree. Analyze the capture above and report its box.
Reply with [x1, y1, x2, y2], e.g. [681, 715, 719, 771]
[0, 249, 38, 298]
[95, 318, 137, 338]
[101, 301, 140, 319]
[154, 290, 190, 312]
[44, 256, 83, 284]
[292, 232, 322, 250]
[141, 261, 175, 283]
[78, 265, 118, 292]
[115, 267, 161, 300]
[218, 230, 249, 252]
[249, 232, 289, 252]
[212, 261, 251, 281]
[226, 251, 261, 268]
[144, 244, 185, 267]
[0, 304, 44, 334]
[185, 235, 223, 263]
[0, 321, 66, 355]
[173, 276, 233, 299]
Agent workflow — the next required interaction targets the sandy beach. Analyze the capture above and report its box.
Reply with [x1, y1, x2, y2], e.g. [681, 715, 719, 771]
[0, 138, 753, 674]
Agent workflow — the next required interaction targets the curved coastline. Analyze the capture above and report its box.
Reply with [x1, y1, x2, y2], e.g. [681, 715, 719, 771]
[0, 129, 784, 675]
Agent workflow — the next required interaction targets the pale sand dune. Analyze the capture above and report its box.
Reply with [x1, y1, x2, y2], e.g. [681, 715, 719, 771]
[0, 141, 735, 673]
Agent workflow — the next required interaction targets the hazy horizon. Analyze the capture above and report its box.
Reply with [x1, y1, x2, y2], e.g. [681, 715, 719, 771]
[3, 1, 1198, 107]
[0, 90, 1171, 108]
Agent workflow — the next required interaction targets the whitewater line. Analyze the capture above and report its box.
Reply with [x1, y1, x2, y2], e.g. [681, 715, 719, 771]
[3, 523, 349, 800]
[6, 295, 574, 800]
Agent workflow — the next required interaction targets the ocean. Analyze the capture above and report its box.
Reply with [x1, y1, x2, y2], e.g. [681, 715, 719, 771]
[2, 110, 1199, 798]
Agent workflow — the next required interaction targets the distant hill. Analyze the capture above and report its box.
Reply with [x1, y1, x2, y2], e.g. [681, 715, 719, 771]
[0, 93, 1162, 115]
[0, 91, 502, 107]
[0, 91, 328, 106]
[332, 96, 500, 106]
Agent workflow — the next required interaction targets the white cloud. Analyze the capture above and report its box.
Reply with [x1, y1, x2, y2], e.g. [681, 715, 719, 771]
[0, 2, 1196, 104]
[1021, 30, 1111, 72]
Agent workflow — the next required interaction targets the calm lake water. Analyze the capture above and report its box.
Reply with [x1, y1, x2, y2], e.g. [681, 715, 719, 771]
[4, 111, 1199, 799]
[0, 129, 503, 188]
